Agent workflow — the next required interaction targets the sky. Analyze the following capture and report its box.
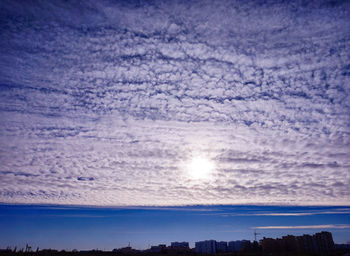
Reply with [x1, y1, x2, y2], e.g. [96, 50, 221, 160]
[1, 204, 350, 250]
[0, 0, 350, 250]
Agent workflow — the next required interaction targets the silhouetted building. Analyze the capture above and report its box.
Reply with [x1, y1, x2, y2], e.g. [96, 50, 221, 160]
[113, 245, 139, 254]
[228, 240, 250, 252]
[296, 234, 315, 253]
[261, 231, 335, 253]
[195, 240, 216, 254]
[150, 244, 166, 253]
[261, 237, 278, 253]
[282, 235, 297, 252]
[171, 242, 189, 249]
[216, 241, 227, 253]
[314, 231, 335, 253]
[227, 241, 234, 252]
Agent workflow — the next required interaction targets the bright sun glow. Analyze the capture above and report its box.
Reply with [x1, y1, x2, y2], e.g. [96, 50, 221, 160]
[188, 156, 215, 180]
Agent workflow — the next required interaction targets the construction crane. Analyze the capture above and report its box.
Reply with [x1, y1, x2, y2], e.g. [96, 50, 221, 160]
[254, 230, 261, 242]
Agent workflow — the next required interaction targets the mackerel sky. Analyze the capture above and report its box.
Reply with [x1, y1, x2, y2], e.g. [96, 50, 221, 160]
[0, 0, 350, 206]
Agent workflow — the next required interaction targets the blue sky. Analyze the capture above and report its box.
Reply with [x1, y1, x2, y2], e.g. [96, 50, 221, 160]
[1, 204, 350, 250]
[0, 0, 350, 251]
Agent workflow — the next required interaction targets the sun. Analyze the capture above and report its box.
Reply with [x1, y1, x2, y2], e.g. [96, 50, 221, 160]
[188, 156, 215, 180]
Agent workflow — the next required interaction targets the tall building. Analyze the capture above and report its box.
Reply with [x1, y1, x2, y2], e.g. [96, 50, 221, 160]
[228, 240, 250, 252]
[313, 231, 335, 253]
[296, 234, 315, 253]
[282, 235, 297, 252]
[195, 240, 217, 254]
[261, 231, 335, 253]
[216, 241, 227, 253]
[261, 237, 280, 253]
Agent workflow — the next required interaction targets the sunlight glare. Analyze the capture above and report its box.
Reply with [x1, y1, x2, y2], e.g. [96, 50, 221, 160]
[188, 156, 215, 180]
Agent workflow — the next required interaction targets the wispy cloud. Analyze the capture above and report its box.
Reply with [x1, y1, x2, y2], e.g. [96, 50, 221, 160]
[254, 212, 350, 216]
[254, 225, 350, 230]
[200, 210, 350, 217]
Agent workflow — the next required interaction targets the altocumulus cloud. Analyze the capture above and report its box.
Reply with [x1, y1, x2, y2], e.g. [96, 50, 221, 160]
[0, 0, 349, 206]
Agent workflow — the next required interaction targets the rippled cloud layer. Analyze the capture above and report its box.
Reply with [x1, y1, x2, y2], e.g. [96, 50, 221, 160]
[0, 0, 349, 206]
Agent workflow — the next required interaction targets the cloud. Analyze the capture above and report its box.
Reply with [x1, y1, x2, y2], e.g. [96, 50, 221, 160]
[0, 0, 349, 206]
[254, 225, 350, 230]
[199, 209, 350, 217]
[250, 212, 350, 217]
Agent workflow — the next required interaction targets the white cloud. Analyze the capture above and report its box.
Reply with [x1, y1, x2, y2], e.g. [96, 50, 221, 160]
[0, 0, 349, 206]
[254, 225, 350, 230]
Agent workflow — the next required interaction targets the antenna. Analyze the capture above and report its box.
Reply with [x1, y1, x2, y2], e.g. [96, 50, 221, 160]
[254, 230, 261, 242]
